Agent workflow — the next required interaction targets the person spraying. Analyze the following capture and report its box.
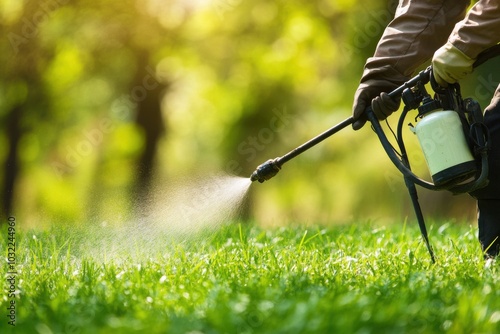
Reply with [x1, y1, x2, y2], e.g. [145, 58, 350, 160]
[351, 0, 500, 258]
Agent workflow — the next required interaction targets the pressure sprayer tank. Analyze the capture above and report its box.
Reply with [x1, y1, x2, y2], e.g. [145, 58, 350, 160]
[411, 100, 476, 187]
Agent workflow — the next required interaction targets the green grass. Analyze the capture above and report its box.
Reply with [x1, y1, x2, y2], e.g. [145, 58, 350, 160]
[2, 221, 500, 333]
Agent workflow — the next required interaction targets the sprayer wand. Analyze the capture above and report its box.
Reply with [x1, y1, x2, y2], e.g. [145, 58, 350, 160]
[249, 65, 436, 183]
[250, 117, 354, 182]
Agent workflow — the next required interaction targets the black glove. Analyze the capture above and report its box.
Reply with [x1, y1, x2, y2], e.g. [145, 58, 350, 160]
[372, 92, 401, 119]
[352, 81, 401, 130]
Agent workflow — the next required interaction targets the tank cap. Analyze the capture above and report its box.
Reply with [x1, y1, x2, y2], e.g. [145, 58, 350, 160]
[418, 96, 441, 116]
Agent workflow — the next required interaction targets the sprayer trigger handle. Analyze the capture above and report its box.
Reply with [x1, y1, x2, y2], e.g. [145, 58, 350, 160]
[387, 67, 432, 100]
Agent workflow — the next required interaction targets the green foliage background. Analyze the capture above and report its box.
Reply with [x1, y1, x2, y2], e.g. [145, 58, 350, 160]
[1, 0, 498, 227]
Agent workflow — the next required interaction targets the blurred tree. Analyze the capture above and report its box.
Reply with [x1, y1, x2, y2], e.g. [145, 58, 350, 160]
[71, 0, 182, 218]
[1, 0, 52, 220]
[133, 50, 167, 199]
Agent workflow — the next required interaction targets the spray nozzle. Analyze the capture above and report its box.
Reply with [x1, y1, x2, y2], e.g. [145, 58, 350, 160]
[250, 158, 282, 183]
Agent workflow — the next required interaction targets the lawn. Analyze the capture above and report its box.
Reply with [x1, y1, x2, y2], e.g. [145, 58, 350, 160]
[2, 220, 500, 334]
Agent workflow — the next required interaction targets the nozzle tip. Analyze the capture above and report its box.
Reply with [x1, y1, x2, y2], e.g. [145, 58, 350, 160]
[250, 171, 259, 182]
[249, 158, 281, 183]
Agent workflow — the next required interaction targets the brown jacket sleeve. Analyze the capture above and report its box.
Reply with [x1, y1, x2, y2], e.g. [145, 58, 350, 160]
[360, 0, 470, 85]
[450, 0, 500, 59]
[361, 0, 500, 84]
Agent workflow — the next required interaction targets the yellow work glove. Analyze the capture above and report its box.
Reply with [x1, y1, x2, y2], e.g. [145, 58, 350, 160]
[432, 42, 475, 87]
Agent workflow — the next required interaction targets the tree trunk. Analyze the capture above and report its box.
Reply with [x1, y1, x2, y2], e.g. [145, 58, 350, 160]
[2, 106, 22, 218]
[133, 52, 167, 201]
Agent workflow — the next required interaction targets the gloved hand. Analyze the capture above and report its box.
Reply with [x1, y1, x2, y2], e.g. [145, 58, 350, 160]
[352, 80, 401, 130]
[432, 41, 475, 87]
